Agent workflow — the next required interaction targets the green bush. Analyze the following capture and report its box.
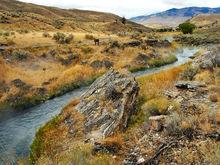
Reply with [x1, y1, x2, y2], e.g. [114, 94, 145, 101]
[53, 20, 65, 29]
[30, 116, 60, 163]
[11, 50, 31, 61]
[53, 32, 74, 44]
[42, 32, 50, 38]
[142, 97, 179, 116]
[179, 22, 196, 34]
[179, 65, 199, 80]
[85, 34, 94, 40]
[81, 47, 94, 54]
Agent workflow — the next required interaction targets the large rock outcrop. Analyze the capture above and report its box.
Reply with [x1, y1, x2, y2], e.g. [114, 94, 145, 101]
[193, 49, 220, 69]
[75, 70, 139, 140]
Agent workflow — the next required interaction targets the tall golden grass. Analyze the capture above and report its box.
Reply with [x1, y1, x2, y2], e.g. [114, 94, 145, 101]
[137, 65, 186, 101]
[49, 64, 104, 91]
[0, 58, 7, 81]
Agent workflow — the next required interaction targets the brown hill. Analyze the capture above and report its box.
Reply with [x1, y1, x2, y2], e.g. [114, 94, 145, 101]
[190, 14, 220, 27]
[0, 0, 151, 33]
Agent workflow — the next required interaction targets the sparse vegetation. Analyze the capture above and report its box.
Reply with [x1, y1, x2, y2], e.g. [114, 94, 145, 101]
[85, 34, 94, 40]
[53, 32, 74, 44]
[121, 17, 126, 25]
[42, 32, 50, 38]
[53, 20, 65, 29]
[179, 65, 199, 80]
[11, 50, 31, 61]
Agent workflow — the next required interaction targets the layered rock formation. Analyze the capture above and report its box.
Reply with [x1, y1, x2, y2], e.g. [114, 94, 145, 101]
[75, 70, 139, 140]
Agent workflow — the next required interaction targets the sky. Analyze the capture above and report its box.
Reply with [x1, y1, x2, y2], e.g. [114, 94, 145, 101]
[19, 0, 220, 18]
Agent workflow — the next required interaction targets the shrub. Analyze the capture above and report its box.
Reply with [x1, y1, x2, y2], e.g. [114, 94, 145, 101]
[85, 34, 94, 40]
[110, 40, 120, 48]
[53, 32, 74, 44]
[17, 29, 29, 34]
[53, 20, 64, 29]
[42, 32, 50, 38]
[179, 65, 199, 80]
[11, 50, 30, 61]
[81, 47, 94, 54]
[209, 93, 218, 102]
[142, 97, 179, 116]
[121, 17, 126, 25]
[179, 22, 196, 34]
[200, 140, 220, 165]
[3, 31, 10, 36]
[166, 112, 198, 138]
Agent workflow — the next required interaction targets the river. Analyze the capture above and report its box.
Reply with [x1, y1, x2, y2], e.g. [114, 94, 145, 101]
[0, 47, 198, 164]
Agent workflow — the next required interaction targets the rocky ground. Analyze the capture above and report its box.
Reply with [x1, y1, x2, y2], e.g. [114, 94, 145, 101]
[28, 46, 220, 165]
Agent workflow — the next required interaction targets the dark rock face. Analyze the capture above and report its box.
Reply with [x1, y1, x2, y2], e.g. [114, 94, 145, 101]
[75, 70, 139, 139]
[193, 49, 220, 69]
[145, 39, 171, 47]
[175, 81, 206, 90]
[134, 53, 150, 65]
[11, 79, 26, 88]
[90, 59, 114, 69]
[124, 41, 141, 47]
[103, 60, 114, 69]
[90, 60, 103, 69]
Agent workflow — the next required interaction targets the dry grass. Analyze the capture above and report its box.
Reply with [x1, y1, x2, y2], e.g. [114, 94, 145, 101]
[137, 65, 186, 101]
[0, 58, 8, 81]
[31, 99, 121, 165]
[141, 97, 179, 116]
[129, 65, 185, 126]
[30, 99, 85, 163]
[49, 65, 104, 91]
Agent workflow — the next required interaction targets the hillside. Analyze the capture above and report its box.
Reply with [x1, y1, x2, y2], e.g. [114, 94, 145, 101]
[0, 0, 151, 33]
[190, 14, 220, 27]
[130, 7, 220, 28]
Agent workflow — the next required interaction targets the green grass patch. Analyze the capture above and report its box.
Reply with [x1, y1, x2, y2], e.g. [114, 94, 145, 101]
[30, 115, 60, 163]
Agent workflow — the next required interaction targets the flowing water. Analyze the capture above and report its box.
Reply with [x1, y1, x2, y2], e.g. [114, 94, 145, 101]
[0, 47, 198, 164]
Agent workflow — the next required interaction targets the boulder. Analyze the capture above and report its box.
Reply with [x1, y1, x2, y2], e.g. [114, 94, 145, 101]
[145, 39, 171, 47]
[124, 41, 141, 47]
[149, 115, 168, 131]
[193, 50, 220, 69]
[90, 59, 114, 69]
[134, 53, 150, 65]
[11, 79, 26, 88]
[75, 70, 139, 140]
[103, 60, 114, 69]
[90, 60, 103, 69]
[175, 81, 206, 90]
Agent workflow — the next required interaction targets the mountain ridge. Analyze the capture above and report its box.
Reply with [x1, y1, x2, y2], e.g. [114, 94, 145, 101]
[130, 7, 220, 27]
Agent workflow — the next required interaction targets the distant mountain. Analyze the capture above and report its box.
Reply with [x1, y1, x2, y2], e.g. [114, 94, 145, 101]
[130, 7, 220, 28]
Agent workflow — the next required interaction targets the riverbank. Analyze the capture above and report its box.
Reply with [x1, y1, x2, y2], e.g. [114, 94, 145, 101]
[29, 47, 220, 165]
[0, 52, 178, 110]
[0, 47, 199, 164]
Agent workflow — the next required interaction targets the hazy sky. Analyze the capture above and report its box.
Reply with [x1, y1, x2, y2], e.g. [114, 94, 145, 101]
[19, 0, 220, 18]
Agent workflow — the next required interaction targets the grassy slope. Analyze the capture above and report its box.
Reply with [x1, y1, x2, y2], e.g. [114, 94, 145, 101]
[0, 1, 180, 110]
[29, 62, 220, 164]
[0, 0, 151, 33]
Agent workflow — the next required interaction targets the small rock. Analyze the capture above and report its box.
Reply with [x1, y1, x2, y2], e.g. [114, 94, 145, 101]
[11, 79, 26, 88]
[149, 115, 168, 131]
[103, 60, 114, 69]
[90, 60, 103, 69]
[134, 53, 150, 65]
[175, 81, 206, 90]
[124, 41, 141, 47]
